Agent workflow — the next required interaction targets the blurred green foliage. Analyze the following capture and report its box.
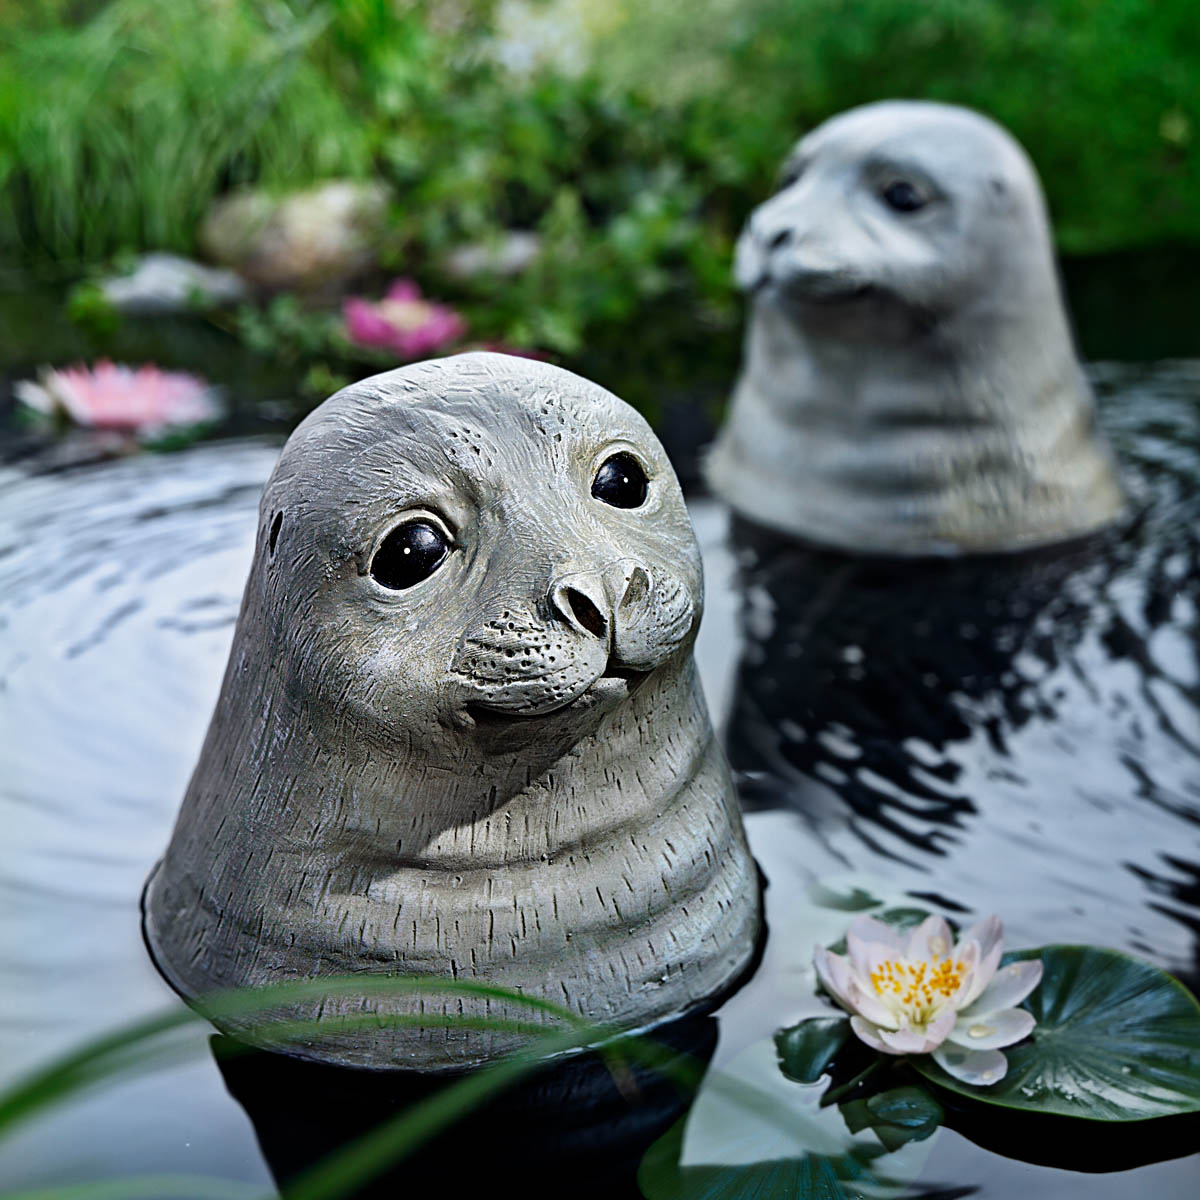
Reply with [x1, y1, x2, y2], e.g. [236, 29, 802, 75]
[597, 0, 1199, 253]
[0, 0, 1196, 416]
[0, 0, 372, 263]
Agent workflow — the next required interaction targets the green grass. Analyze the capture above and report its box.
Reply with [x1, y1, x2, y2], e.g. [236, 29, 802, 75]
[0, 0, 370, 263]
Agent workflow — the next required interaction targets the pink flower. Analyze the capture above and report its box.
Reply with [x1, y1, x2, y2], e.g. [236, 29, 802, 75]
[814, 914, 1042, 1086]
[14, 361, 220, 435]
[343, 279, 466, 359]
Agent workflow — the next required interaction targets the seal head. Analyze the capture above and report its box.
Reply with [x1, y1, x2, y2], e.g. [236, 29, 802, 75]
[144, 353, 760, 1070]
[707, 100, 1126, 555]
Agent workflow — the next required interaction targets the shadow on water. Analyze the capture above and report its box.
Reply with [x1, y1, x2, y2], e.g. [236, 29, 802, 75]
[213, 1015, 718, 1200]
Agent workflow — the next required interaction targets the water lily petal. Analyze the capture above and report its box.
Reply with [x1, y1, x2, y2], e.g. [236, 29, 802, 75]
[965, 958, 1044, 1017]
[814, 945, 900, 1027]
[843, 976, 901, 1029]
[944, 1006, 1035, 1050]
[846, 915, 907, 950]
[961, 940, 1004, 1007]
[932, 1043, 1008, 1086]
[813, 945, 857, 1011]
[13, 379, 54, 416]
[385, 278, 422, 302]
[845, 915, 905, 977]
[925, 1007, 957, 1046]
[875, 1009, 956, 1055]
[959, 914, 1004, 962]
[956, 919, 1005, 1007]
[904, 914, 955, 964]
[849, 1016, 897, 1055]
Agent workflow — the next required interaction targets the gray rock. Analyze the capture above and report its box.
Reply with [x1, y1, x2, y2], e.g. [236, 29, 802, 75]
[98, 253, 248, 314]
[199, 180, 390, 292]
[443, 231, 542, 279]
[706, 101, 1126, 555]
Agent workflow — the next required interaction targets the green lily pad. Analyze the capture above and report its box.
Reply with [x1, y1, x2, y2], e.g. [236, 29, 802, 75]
[809, 884, 883, 912]
[913, 945, 1200, 1120]
[840, 1086, 944, 1152]
[776, 1017, 851, 1084]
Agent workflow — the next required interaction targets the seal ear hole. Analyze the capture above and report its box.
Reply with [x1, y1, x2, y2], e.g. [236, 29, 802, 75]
[268, 512, 283, 555]
[370, 520, 450, 590]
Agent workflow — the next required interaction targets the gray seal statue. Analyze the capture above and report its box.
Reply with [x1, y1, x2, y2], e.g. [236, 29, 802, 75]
[706, 100, 1127, 555]
[143, 352, 761, 1072]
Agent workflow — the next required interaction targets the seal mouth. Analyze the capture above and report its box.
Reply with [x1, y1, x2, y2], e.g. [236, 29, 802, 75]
[465, 666, 652, 726]
[767, 277, 877, 306]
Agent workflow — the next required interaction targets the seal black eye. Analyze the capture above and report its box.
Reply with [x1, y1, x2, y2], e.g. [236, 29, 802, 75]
[592, 453, 648, 509]
[370, 520, 449, 590]
[882, 180, 927, 213]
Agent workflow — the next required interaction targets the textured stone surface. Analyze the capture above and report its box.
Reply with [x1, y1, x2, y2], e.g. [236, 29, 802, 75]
[144, 353, 761, 1070]
[706, 101, 1127, 555]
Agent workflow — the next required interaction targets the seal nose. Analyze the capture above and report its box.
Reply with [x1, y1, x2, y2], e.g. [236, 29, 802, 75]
[551, 577, 611, 642]
[550, 562, 651, 644]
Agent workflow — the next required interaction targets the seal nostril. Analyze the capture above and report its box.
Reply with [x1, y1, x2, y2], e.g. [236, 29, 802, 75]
[767, 229, 791, 251]
[621, 566, 650, 609]
[564, 587, 608, 639]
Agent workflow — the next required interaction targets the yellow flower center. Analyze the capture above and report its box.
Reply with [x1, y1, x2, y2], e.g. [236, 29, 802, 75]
[869, 956, 967, 1025]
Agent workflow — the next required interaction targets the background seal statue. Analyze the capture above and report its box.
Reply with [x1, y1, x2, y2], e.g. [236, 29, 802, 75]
[143, 352, 761, 1071]
[706, 100, 1127, 555]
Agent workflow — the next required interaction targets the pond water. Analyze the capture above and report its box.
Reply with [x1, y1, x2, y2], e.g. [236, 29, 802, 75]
[1, 364, 1199, 1197]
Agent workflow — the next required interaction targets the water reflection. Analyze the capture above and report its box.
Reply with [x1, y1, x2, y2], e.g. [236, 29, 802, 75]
[723, 364, 1200, 985]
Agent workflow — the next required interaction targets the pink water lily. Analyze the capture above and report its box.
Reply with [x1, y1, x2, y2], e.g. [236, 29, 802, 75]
[343, 278, 466, 359]
[14, 361, 220, 434]
[814, 914, 1042, 1086]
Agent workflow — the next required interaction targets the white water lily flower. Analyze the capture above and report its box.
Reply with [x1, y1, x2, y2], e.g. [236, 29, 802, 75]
[814, 914, 1043, 1086]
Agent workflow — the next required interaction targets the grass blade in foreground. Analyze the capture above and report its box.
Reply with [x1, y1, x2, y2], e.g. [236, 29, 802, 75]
[0, 975, 593, 1139]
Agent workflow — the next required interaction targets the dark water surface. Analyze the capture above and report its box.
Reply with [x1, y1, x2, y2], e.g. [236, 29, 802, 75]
[1, 367, 1199, 1197]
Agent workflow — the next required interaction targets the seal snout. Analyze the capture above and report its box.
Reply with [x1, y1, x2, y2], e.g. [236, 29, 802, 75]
[550, 561, 651, 641]
[551, 561, 686, 677]
[453, 557, 696, 722]
[737, 211, 869, 303]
